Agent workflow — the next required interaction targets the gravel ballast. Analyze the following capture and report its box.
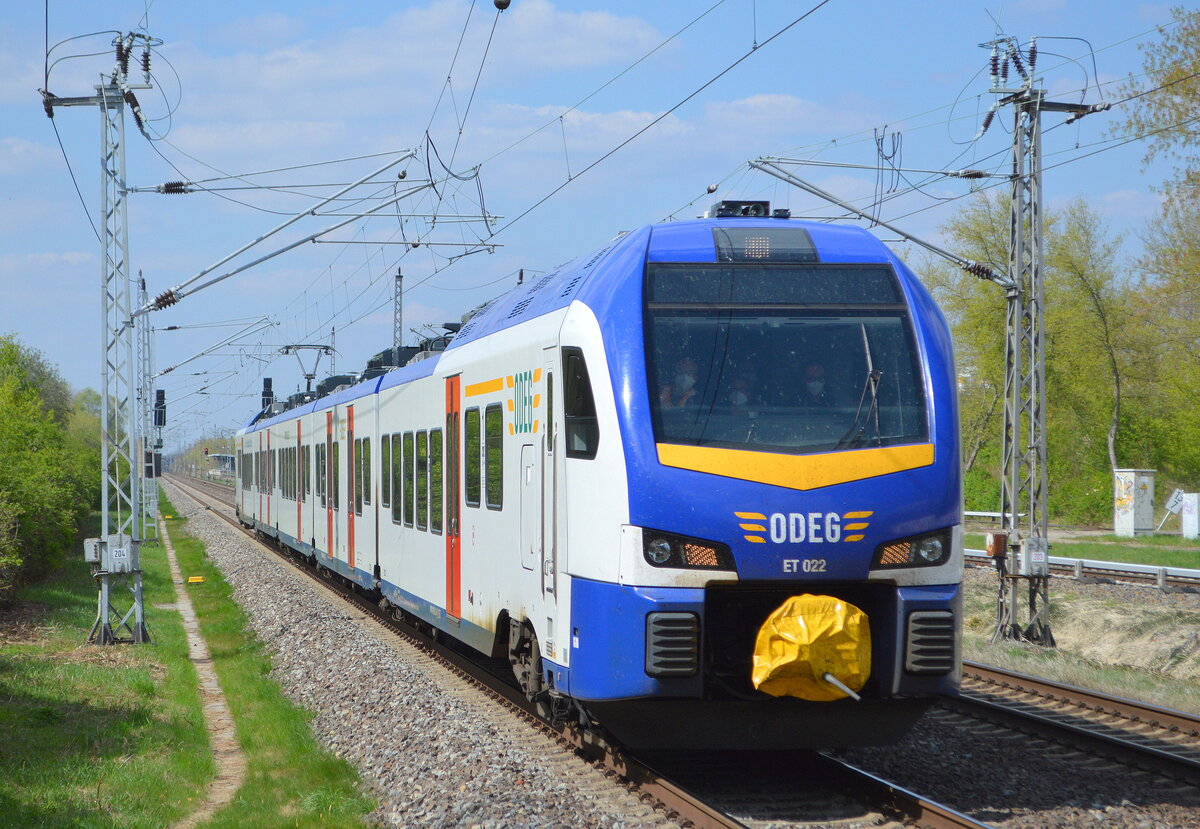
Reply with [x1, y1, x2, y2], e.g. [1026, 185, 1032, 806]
[164, 482, 677, 828]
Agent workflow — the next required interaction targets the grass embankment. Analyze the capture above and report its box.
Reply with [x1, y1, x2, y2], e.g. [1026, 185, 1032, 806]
[0, 499, 373, 827]
[960, 577, 1200, 715]
[965, 532, 1200, 569]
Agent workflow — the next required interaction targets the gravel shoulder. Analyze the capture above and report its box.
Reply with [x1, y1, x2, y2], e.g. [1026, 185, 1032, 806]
[163, 481, 679, 829]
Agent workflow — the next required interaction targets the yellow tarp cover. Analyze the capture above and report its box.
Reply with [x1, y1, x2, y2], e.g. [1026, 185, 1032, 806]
[751, 594, 871, 701]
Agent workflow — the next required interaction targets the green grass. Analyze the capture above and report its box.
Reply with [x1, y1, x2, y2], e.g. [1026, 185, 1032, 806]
[0, 513, 212, 828]
[159, 494, 374, 827]
[965, 533, 1200, 569]
[0, 499, 375, 828]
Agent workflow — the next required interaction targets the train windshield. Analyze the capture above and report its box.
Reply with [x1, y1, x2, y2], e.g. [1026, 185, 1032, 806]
[645, 263, 927, 455]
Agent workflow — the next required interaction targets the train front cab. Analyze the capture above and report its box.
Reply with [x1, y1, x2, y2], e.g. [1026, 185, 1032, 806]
[565, 220, 962, 749]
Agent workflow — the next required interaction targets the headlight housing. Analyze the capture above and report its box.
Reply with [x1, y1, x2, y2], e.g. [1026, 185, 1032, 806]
[642, 529, 735, 571]
[872, 529, 952, 569]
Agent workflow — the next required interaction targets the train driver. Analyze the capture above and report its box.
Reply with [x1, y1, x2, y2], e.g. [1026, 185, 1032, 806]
[659, 357, 701, 407]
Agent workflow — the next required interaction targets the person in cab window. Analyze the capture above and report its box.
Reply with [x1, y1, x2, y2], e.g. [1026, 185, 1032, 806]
[725, 367, 759, 407]
[660, 357, 700, 407]
[801, 361, 831, 406]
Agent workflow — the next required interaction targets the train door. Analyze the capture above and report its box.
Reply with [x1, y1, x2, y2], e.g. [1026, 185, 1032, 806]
[520, 445, 539, 573]
[445, 375, 461, 618]
[324, 410, 335, 561]
[541, 346, 558, 600]
[346, 404, 356, 571]
[295, 421, 303, 548]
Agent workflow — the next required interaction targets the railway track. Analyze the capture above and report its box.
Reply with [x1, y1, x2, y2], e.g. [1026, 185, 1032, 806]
[164, 473, 984, 828]
[957, 662, 1200, 786]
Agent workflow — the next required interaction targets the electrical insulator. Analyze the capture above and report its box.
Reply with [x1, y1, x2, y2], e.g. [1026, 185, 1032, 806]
[116, 42, 130, 76]
[124, 91, 145, 131]
[142, 47, 152, 75]
[1028, 39, 1037, 72]
[161, 181, 190, 194]
[1010, 45, 1027, 79]
[1001, 59, 1009, 82]
[990, 49, 999, 84]
[981, 111, 995, 134]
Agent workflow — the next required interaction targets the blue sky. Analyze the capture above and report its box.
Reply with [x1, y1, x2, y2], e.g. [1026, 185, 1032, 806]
[0, 0, 1181, 449]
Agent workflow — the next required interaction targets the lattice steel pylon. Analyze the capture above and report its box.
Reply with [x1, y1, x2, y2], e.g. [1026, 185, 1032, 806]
[45, 34, 153, 644]
[393, 268, 404, 349]
[138, 274, 158, 542]
[987, 38, 1095, 646]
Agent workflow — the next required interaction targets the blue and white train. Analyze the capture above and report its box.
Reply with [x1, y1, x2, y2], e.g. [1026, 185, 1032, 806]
[236, 204, 962, 748]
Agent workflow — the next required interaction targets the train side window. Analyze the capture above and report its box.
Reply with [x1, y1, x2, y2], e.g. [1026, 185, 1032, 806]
[464, 408, 481, 508]
[303, 445, 311, 501]
[391, 433, 403, 524]
[402, 432, 414, 527]
[381, 435, 392, 508]
[563, 347, 599, 459]
[485, 404, 503, 510]
[363, 437, 371, 507]
[332, 440, 340, 511]
[317, 444, 326, 507]
[354, 438, 363, 516]
[430, 428, 443, 534]
[416, 431, 429, 531]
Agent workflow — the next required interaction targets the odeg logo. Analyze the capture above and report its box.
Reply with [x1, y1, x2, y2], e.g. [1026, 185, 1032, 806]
[770, 512, 842, 544]
[737, 510, 873, 545]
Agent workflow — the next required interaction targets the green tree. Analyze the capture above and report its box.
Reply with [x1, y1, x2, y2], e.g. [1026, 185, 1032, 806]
[1112, 7, 1200, 197]
[0, 338, 100, 600]
[915, 195, 1144, 522]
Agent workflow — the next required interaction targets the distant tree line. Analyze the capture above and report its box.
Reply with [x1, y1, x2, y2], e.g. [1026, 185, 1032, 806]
[916, 7, 1200, 524]
[0, 335, 100, 603]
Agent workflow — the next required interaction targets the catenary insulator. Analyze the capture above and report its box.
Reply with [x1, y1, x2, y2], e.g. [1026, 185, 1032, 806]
[1001, 59, 1009, 81]
[1010, 46, 1027, 79]
[990, 51, 999, 83]
[981, 111, 995, 134]
[116, 42, 130, 76]
[142, 47, 151, 74]
[948, 169, 988, 179]
[153, 289, 179, 310]
[161, 181, 190, 194]
[124, 90, 144, 130]
[962, 261, 997, 280]
[1028, 40, 1037, 72]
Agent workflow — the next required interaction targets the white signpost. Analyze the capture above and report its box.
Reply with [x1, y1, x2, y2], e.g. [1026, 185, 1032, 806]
[1182, 494, 1199, 541]
[1157, 487, 1186, 532]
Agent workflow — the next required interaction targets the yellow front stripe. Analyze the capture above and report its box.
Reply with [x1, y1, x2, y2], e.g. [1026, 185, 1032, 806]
[656, 443, 935, 491]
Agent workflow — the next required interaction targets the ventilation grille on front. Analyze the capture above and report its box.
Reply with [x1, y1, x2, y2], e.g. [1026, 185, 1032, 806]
[905, 610, 956, 674]
[645, 612, 699, 677]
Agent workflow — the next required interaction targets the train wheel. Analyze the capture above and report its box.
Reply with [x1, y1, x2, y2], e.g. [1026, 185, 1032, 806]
[507, 618, 545, 709]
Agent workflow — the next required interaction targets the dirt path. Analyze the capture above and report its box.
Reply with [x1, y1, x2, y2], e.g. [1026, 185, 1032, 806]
[159, 513, 246, 828]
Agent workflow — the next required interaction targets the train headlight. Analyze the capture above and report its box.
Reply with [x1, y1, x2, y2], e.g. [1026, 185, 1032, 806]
[642, 529, 735, 571]
[872, 530, 951, 569]
[646, 538, 674, 565]
[916, 536, 943, 563]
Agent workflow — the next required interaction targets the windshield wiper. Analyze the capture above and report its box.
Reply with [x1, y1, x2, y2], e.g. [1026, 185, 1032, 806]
[834, 324, 884, 450]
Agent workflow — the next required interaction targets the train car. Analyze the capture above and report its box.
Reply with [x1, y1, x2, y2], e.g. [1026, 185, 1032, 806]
[235, 204, 962, 749]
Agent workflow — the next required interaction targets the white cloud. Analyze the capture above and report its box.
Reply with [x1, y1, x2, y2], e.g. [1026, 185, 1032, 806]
[705, 94, 882, 138]
[0, 251, 92, 272]
[0, 138, 57, 175]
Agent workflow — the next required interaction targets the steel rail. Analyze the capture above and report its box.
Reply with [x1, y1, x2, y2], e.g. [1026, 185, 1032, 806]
[960, 661, 1200, 785]
[169, 473, 987, 828]
[965, 550, 1200, 588]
